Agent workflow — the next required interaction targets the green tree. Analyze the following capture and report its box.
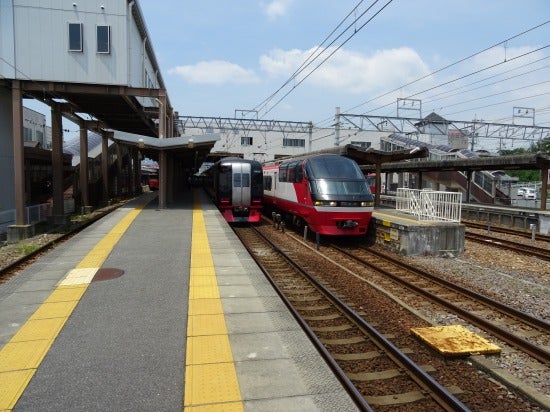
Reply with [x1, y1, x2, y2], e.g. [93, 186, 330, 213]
[499, 147, 529, 156]
[498, 145, 544, 182]
[531, 136, 550, 155]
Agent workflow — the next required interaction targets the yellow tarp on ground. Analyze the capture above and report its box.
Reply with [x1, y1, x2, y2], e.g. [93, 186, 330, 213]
[411, 325, 501, 356]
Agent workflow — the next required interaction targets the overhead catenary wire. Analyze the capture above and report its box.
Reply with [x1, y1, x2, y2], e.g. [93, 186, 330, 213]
[314, 20, 550, 127]
[254, 0, 395, 118]
[443, 90, 550, 118]
[252, 0, 369, 114]
[422, 58, 550, 107]
[431, 80, 550, 112]
[347, 44, 550, 122]
[357, 21, 550, 114]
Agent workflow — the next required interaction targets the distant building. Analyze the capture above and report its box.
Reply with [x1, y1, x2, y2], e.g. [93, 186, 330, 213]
[181, 125, 387, 163]
[22, 107, 51, 149]
[414, 112, 450, 146]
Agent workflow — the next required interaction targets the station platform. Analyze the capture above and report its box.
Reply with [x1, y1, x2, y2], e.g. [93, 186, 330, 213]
[0, 191, 359, 411]
[380, 194, 550, 235]
[461, 203, 550, 234]
[372, 207, 465, 256]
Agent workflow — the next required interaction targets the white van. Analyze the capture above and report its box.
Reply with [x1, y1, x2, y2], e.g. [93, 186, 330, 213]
[524, 188, 537, 200]
[517, 187, 536, 199]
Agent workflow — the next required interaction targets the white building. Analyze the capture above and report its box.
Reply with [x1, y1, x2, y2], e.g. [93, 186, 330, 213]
[22, 107, 51, 148]
[0, 0, 161, 90]
[1, 0, 167, 215]
[181, 123, 389, 163]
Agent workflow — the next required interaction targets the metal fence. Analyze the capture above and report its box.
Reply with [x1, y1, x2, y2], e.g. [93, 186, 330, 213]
[0, 203, 52, 235]
[0, 209, 15, 235]
[0, 200, 75, 235]
[27, 203, 53, 224]
[396, 188, 462, 222]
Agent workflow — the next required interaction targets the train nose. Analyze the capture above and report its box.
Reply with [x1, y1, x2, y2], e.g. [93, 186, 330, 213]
[337, 220, 359, 229]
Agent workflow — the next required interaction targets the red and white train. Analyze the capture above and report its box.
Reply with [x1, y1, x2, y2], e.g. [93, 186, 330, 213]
[262, 154, 374, 235]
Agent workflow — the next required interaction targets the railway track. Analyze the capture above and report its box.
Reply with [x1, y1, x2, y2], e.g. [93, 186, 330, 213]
[465, 231, 550, 261]
[233, 224, 472, 411]
[464, 221, 550, 243]
[326, 244, 550, 366]
[0, 199, 130, 282]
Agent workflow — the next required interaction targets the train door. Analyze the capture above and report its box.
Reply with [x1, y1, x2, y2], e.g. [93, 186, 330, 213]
[232, 162, 251, 206]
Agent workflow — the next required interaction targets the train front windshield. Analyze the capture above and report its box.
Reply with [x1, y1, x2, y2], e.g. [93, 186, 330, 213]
[306, 156, 371, 197]
[218, 165, 232, 199]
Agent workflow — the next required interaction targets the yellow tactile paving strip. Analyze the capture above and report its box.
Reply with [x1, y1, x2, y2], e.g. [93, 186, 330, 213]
[184, 196, 243, 411]
[0, 200, 150, 411]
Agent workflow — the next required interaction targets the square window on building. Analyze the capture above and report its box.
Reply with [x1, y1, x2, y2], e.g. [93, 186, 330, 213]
[68, 22, 83, 52]
[97, 25, 110, 53]
[23, 127, 33, 142]
[241, 136, 253, 146]
[36, 130, 44, 146]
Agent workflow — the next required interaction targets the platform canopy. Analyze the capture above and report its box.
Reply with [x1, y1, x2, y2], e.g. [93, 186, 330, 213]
[358, 152, 550, 173]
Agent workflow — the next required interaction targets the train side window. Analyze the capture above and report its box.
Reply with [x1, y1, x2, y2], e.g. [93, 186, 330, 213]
[279, 164, 288, 182]
[287, 162, 296, 182]
[294, 162, 303, 182]
[218, 166, 232, 197]
[263, 175, 272, 191]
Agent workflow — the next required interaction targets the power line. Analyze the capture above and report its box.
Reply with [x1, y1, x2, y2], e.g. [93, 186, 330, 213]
[314, 20, 550, 126]
[252, 0, 369, 114]
[422, 58, 550, 106]
[443, 90, 550, 117]
[359, 44, 550, 119]
[434, 80, 550, 111]
[260, 0, 394, 118]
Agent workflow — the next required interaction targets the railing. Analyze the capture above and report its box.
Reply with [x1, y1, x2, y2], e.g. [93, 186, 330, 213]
[396, 188, 462, 222]
[27, 203, 53, 225]
[0, 209, 15, 235]
[0, 200, 75, 235]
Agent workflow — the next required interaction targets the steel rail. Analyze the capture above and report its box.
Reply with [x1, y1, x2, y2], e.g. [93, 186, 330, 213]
[465, 232, 550, 261]
[235, 226, 470, 412]
[232, 227, 374, 412]
[464, 221, 550, 243]
[335, 245, 550, 365]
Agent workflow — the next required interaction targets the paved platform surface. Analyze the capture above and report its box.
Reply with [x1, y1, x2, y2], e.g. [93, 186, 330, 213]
[0, 190, 358, 411]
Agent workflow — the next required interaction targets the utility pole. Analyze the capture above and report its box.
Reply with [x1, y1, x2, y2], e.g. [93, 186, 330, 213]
[335, 107, 340, 146]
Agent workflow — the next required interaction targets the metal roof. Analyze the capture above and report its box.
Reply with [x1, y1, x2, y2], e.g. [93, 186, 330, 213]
[358, 153, 550, 173]
[19, 81, 168, 137]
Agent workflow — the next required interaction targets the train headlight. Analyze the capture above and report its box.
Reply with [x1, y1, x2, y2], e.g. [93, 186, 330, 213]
[360, 201, 374, 207]
[314, 200, 337, 206]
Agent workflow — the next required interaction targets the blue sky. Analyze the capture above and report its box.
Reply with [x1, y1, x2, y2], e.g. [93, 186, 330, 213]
[137, 0, 550, 130]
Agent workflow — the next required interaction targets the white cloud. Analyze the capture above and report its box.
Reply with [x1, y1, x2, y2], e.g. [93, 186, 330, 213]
[168, 60, 259, 85]
[261, 0, 293, 20]
[259, 46, 431, 94]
